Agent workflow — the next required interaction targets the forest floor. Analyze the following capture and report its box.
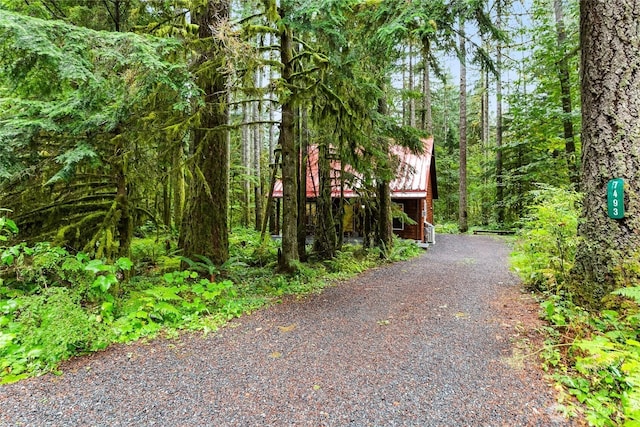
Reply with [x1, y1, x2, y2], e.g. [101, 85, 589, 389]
[0, 234, 584, 426]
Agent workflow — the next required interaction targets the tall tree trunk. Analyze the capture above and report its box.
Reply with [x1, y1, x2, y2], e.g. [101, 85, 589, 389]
[408, 42, 416, 128]
[253, 67, 263, 231]
[313, 141, 337, 259]
[421, 38, 433, 134]
[376, 94, 393, 255]
[179, 0, 229, 265]
[495, 0, 505, 224]
[278, 21, 299, 271]
[162, 178, 171, 228]
[458, 19, 468, 233]
[481, 65, 490, 226]
[444, 76, 452, 156]
[241, 101, 251, 227]
[261, 149, 281, 241]
[570, 0, 640, 309]
[267, 33, 277, 234]
[402, 45, 407, 125]
[172, 139, 186, 230]
[553, 0, 578, 186]
[297, 105, 308, 260]
[114, 138, 132, 259]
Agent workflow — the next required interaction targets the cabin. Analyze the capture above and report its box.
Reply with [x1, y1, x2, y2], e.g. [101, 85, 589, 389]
[272, 137, 438, 244]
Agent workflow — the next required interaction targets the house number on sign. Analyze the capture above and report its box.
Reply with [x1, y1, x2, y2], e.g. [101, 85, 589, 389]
[607, 178, 625, 219]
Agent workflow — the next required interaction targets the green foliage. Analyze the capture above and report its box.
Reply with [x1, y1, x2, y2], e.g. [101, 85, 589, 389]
[0, 224, 415, 383]
[112, 273, 243, 340]
[180, 254, 248, 283]
[324, 246, 376, 277]
[500, 0, 581, 220]
[435, 222, 459, 234]
[511, 185, 581, 291]
[0, 210, 18, 242]
[0, 10, 191, 155]
[510, 180, 640, 425]
[0, 287, 113, 383]
[539, 291, 640, 426]
[0, 10, 193, 255]
[612, 288, 640, 305]
[0, 241, 131, 299]
[388, 238, 423, 261]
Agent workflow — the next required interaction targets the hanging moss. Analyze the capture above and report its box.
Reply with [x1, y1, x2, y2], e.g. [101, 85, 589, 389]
[0, 11, 191, 256]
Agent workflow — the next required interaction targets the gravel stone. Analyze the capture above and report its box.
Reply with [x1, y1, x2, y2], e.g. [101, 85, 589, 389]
[0, 235, 580, 426]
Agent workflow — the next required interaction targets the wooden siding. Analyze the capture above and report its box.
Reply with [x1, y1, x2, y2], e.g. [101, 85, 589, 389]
[394, 199, 425, 241]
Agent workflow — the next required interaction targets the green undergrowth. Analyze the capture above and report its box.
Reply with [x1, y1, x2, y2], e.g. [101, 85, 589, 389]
[539, 292, 640, 426]
[435, 222, 459, 234]
[511, 186, 640, 426]
[0, 221, 422, 384]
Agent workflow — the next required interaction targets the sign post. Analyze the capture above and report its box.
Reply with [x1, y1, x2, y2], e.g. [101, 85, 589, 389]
[607, 178, 625, 219]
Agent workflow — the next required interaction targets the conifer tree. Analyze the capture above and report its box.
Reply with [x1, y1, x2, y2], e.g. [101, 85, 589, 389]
[570, 0, 640, 308]
[179, 0, 231, 265]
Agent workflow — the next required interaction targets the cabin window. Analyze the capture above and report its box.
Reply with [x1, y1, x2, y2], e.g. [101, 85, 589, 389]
[392, 202, 405, 231]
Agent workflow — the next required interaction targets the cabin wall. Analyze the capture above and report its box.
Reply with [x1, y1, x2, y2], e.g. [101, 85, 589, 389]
[426, 182, 435, 225]
[393, 199, 424, 241]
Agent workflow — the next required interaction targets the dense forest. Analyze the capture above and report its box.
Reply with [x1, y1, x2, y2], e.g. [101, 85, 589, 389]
[1, 0, 639, 424]
[0, 0, 582, 264]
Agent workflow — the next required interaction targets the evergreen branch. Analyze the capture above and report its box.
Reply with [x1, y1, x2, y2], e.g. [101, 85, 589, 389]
[257, 45, 280, 53]
[148, 10, 190, 34]
[290, 66, 323, 80]
[228, 98, 278, 106]
[242, 24, 278, 37]
[232, 120, 280, 128]
[235, 12, 266, 26]
[17, 196, 116, 218]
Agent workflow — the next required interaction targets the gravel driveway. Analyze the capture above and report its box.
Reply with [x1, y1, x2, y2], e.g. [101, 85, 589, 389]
[0, 234, 575, 426]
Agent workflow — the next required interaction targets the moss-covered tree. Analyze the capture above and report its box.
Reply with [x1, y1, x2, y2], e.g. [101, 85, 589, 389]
[0, 11, 191, 258]
[179, 0, 230, 265]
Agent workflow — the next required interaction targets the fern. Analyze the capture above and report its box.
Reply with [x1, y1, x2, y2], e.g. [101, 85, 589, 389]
[612, 287, 640, 305]
[143, 286, 183, 302]
[46, 143, 100, 185]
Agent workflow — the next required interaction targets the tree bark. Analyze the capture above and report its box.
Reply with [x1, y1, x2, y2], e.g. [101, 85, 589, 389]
[458, 19, 468, 233]
[421, 38, 433, 135]
[114, 138, 132, 259]
[172, 139, 185, 230]
[278, 21, 299, 271]
[162, 177, 171, 228]
[495, 0, 505, 224]
[376, 95, 393, 255]
[253, 56, 263, 230]
[313, 142, 337, 259]
[481, 66, 490, 225]
[570, 0, 640, 308]
[402, 45, 407, 125]
[267, 33, 277, 234]
[241, 101, 251, 227]
[261, 149, 281, 241]
[297, 105, 308, 261]
[553, 0, 578, 186]
[253, 108, 263, 230]
[179, 0, 229, 266]
[408, 42, 416, 128]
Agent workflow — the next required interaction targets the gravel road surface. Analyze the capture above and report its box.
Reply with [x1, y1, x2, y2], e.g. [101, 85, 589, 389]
[0, 234, 576, 426]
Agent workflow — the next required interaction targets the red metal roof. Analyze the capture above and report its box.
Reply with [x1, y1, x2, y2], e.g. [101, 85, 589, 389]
[389, 137, 434, 198]
[272, 137, 434, 199]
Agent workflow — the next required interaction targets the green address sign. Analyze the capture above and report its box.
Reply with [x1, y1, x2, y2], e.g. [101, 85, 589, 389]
[607, 178, 625, 219]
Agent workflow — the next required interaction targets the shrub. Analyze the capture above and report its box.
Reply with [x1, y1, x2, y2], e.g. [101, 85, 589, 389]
[1, 287, 112, 383]
[540, 288, 640, 426]
[511, 185, 581, 292]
